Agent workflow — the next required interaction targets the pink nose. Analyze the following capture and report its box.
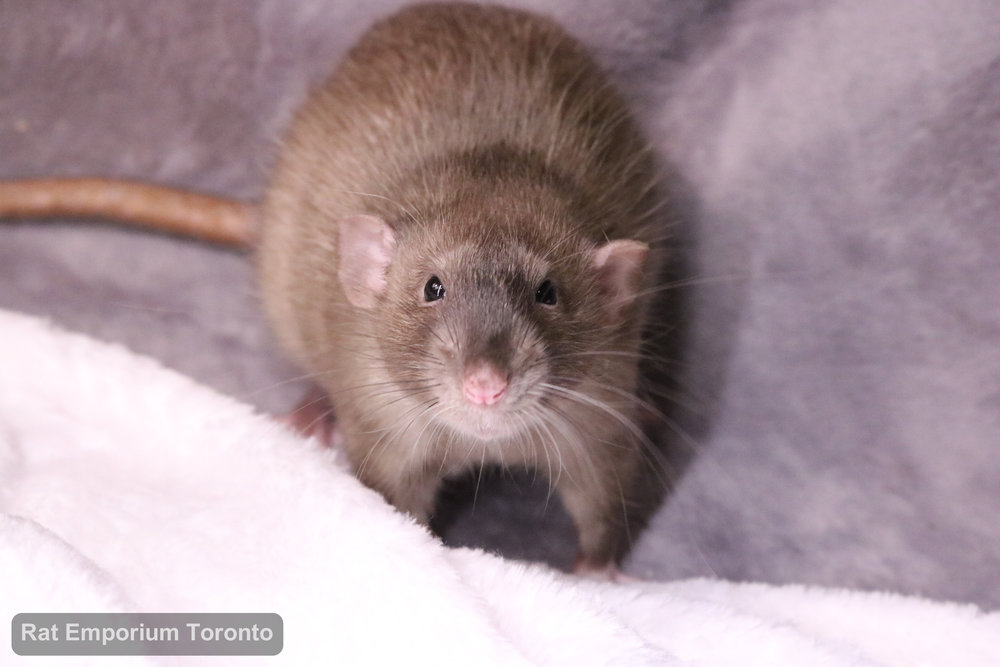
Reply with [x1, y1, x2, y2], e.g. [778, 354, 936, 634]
[462, 364, 507, 406]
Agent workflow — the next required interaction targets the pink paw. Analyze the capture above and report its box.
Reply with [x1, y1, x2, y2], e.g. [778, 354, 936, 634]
[280, 386, 343, 448]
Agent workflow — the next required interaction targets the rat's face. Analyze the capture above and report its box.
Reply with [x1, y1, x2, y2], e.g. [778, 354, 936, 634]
[383, 238, 577, 441]
[334, 212, 648, 443]
[381, 232, 648, 446]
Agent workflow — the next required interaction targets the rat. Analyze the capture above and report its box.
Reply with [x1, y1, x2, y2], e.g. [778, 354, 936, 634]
[0, 2, 671, 577]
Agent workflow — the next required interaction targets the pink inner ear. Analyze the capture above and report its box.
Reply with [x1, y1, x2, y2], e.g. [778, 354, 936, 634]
[592, 239, 649, 316]
[337, 214, 395, 309]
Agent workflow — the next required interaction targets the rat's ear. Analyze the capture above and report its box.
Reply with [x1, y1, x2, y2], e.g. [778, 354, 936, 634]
[338, 214, 396, 309]
[592, 239, 648, 319]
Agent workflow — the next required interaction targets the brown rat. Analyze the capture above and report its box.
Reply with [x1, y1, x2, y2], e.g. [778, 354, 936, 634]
[257, 2, 669, 573]
[0, 2, 671, 574]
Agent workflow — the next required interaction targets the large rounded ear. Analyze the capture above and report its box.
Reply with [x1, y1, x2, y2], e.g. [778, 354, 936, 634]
[337, 214, 395, 309]
[592, 239, 648, 320]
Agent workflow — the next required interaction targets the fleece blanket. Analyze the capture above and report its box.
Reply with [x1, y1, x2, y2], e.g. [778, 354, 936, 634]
[1, 308, 999, 666]
[1, 0, 1000, 640]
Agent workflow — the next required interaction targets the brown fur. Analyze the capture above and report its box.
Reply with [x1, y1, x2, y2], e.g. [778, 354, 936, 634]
[257, 2, 667, 567]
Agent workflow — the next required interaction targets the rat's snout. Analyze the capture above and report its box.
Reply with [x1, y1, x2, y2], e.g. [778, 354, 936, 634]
[462, 362, 507, 406]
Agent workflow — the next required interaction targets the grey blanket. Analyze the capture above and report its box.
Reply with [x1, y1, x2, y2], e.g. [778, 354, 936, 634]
[2, 0, 998, 609]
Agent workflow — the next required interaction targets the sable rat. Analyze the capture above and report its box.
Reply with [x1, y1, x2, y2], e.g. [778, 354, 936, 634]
[0, 2, 670, 576]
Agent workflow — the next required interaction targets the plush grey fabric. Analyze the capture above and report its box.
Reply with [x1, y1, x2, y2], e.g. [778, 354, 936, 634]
[2, 0, 997, 608]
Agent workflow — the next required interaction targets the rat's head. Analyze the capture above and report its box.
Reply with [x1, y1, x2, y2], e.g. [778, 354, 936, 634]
[335, 211, 648, 442]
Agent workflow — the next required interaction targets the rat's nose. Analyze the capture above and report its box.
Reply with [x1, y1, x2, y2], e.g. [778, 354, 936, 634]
[462, 363, 507, 406]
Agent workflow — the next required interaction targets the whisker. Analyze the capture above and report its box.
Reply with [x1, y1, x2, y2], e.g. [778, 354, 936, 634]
[539, 380, 673, 490]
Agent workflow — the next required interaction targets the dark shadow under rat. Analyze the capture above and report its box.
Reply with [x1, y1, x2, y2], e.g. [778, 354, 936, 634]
[431, 467, 579, 571]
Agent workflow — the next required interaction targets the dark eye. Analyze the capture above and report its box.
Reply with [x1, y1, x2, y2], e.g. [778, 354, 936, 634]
[535, 279, 557, 306]
[424, 275, 445, 302]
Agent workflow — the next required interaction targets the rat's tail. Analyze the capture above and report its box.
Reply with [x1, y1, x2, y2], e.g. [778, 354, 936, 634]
[0, 178, 253, 246]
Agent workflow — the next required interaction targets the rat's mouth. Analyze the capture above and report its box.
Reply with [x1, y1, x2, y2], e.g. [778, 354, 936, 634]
[431, 369, 539, 441]
[447, 404, 522, 441]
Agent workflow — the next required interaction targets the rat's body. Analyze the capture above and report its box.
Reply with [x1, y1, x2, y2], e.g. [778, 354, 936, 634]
[259, 2, 666, 570]
[0, 2, 669, 572]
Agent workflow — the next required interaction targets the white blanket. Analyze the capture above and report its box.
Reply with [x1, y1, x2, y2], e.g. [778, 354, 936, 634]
[1, 309, 997, 666]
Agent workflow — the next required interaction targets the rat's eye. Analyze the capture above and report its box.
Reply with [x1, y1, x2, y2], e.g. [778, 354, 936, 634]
[535, 279, 557, 306]
[424, 275, 446, 302]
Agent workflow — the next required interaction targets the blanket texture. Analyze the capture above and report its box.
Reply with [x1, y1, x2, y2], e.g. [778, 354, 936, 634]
[2, 309, 999, 666]
[0, 0, 998, 629]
